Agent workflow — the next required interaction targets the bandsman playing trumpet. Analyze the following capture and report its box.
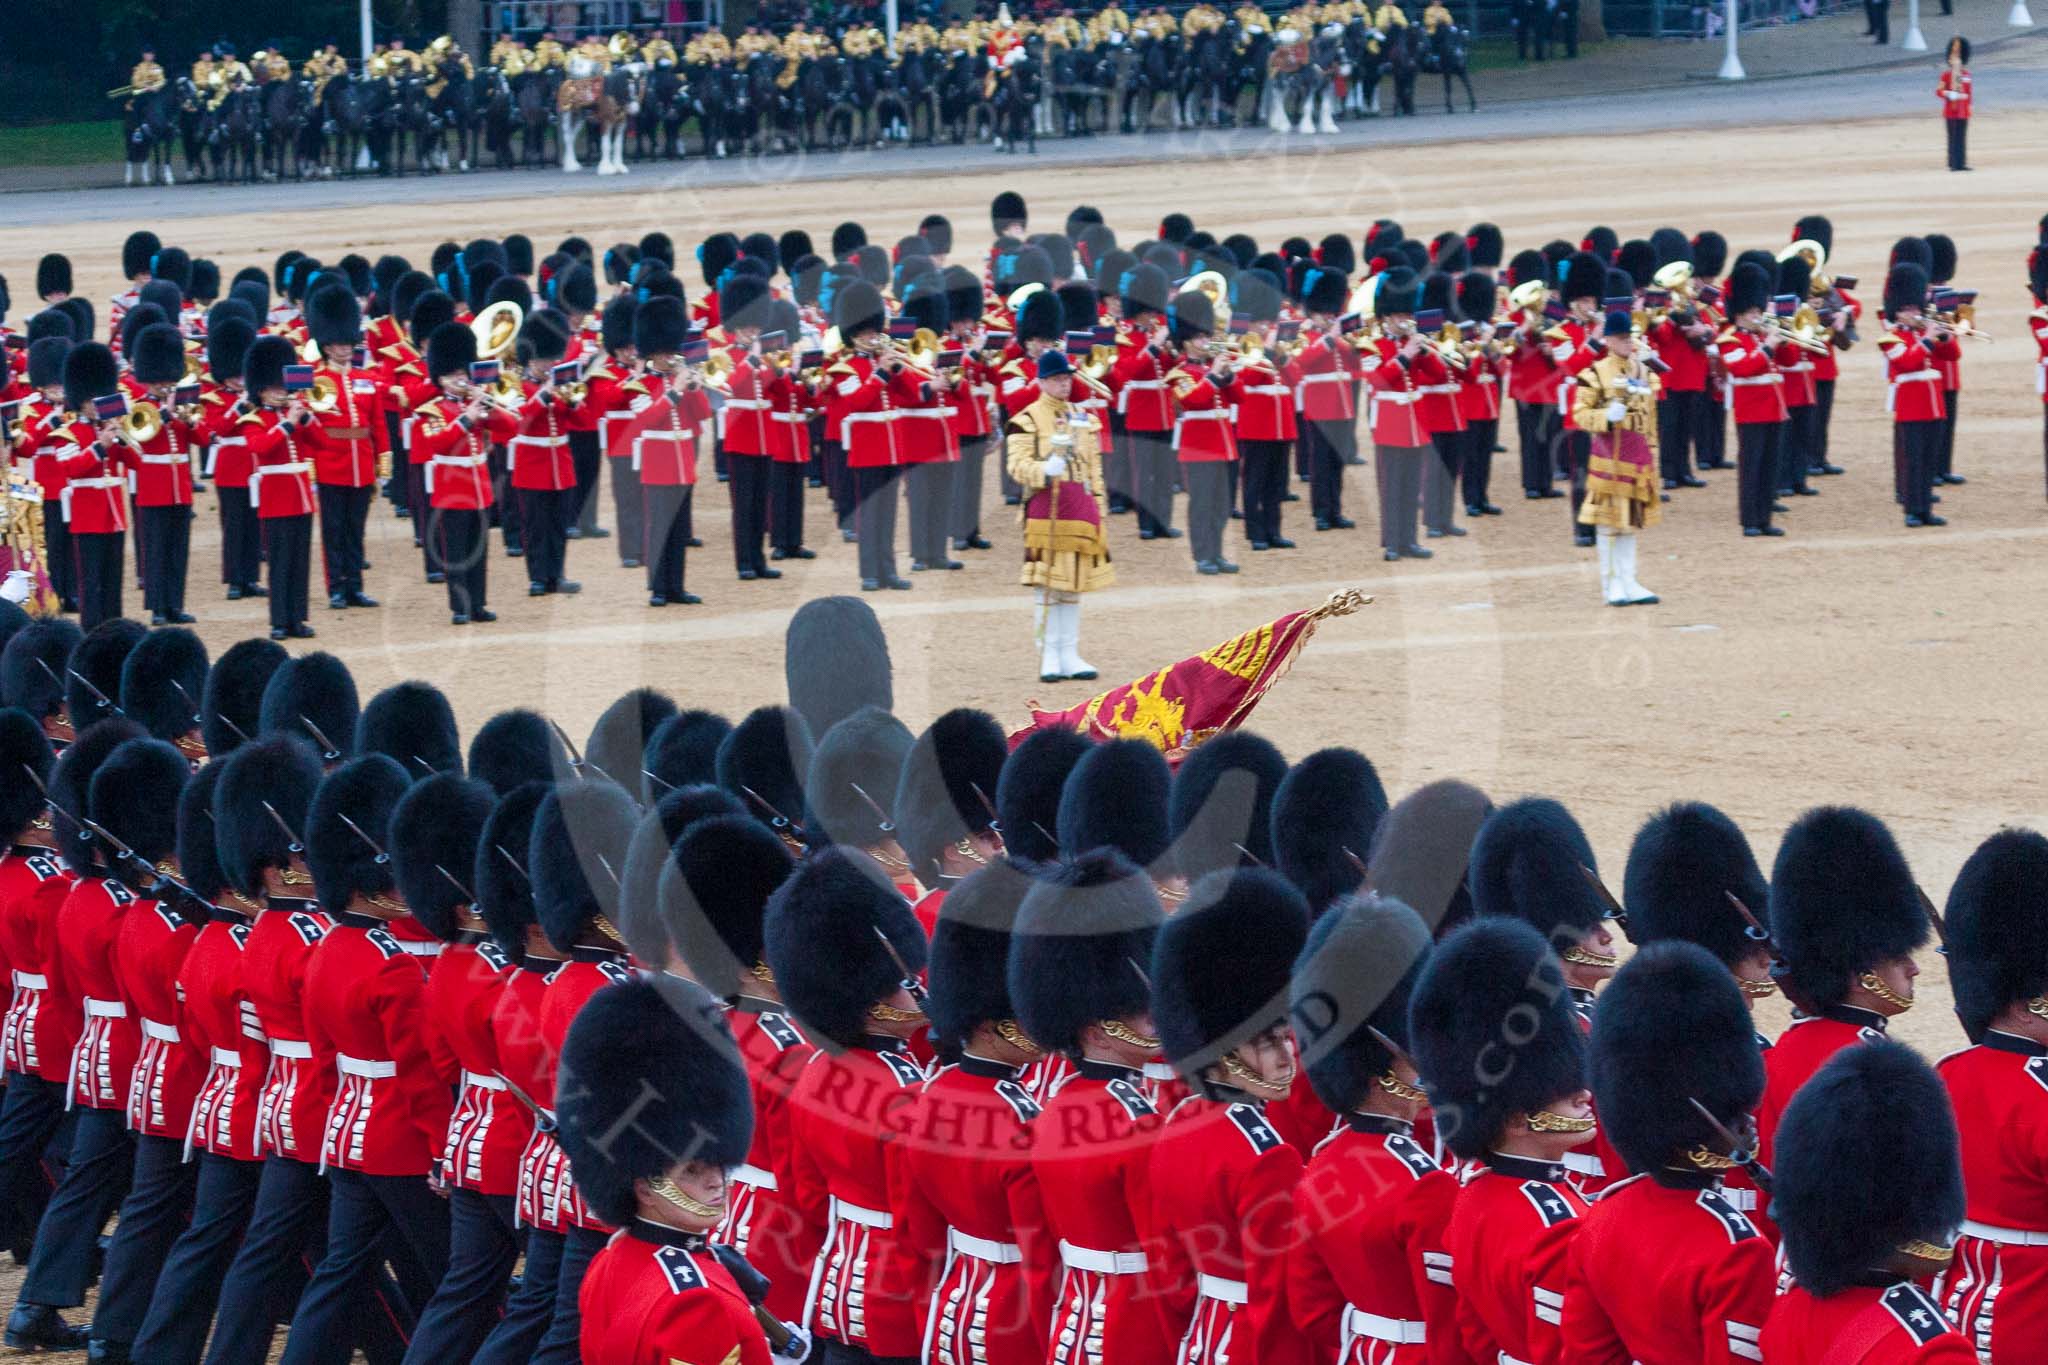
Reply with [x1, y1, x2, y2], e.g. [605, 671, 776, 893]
[1230, 269, 1298, 552]
[507, 311, 584, 599]
[1574, 312, 1662, 606]
[1365, 268, 1449, 563]
[1284, 266, 1362, 533]
[46, 342, 132, 628]
[1715, 262, 1789, 538]
[301, 283, 388, 611]
[1646, 233, 1716, 490]
[119, 322, 201, 625]
[1166, 289, 1241, 576]
[237, 335, 320, 638]
[1879, 261, 1961, 529]
[413, 320, 515, 623]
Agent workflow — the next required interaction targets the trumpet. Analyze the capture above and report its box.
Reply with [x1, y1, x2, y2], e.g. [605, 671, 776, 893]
[306, 372, 344, 415]
[120, 402, 165, 447]
[454, 378, 523, 417]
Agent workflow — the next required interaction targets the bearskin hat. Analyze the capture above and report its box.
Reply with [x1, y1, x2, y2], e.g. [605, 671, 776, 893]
[1464, 222, 1504, 269]
[1410, 916, 1588, 1158]
[582, 687, 674, 792]
[1, 618, 79, 721]
[1455, 271, 1496, 328]
[1054, 281, 1096, 337]
[421, 307, 468, 370]
[305, 283, 362, 350]
[1418, 270, 1459, 321]
[985, 191, 1026, 236]
[632, 295, 687, 357]
[1643, 228, 1689, 270]
[1684, 230, 1725, 279]
[0, 708, 54, 838]
[1115, 262, 1167, 318]
[1612, 238, 1655, 289]
[27, 308, 73, 346]
[118, 626, 207, 744]
[2033, 250, 2048, 306]
[1009, 848, 1163, 1057]
[305, 754, 409, 916]
[1769, 806, 1927, 1011]
[476, 780, 549, 959]
[1470, 796, 1608, 943]
[1231, 270, 1282, 324]
[129, 323, 187, 387]
[1557, 250, 1604, 304]
[1008, 290, 1057, 347]
[1058, 738, 1172, 872]
[1773, 1041, 1964, 1296]
[599, 296, 637, 354]
[1168, 289, 1215, 345]
[0, 604, 23, 666]
[692, 232, 735, 289]
[231, 276, 268, 321]
[242, 334, 294, 395]
[927, 861, 1038, 1050]
[1623, 802, 1770, 970]
[829, 278, 885, 340]
[898, 279, 948, 336]
[205, 318, 254, 386]
[123, 231, 161, 281]
[1925, 233, 1957, 285]
[850, 244, 891, 289]
[1271, 748, 1389, 917]
[777, 229, 816, 273]
[805, 707, 914, 852]
[356, 681, 461, 779]
[1295, 265, 1345, 317]
[27, 337, 70, 391]
[556, 973, 752, 1228]
[119, 302, 169, 359]
[391, 772, 495, 941]
[1579, 225, 1617, 260]
[764, 845, 928, 1049]
[1373, 268, 1418, 317]
[407, 292, 456, 351]
[1424, 233, 1465, 276]
[829, 222, 867, 262]
[941, 266, 985, 330]
[1292, 893, 1432, 1114]
[1777, 254, 1812, 303]
[716, 705, 814, 845]
[91, 737, 188, 869]
[65, 618, 144, 731]
[37, 254, 71, 300]
[1363, 778, 1491, 937]
[1889, 235, 1932, 273]
[1723, 260, 1771, 317]
[663, 812, 794, 998]
[531, 778, 639, 952]
[1030, 233, 1073, 284]
[547, 263, 594, 317]
[619, 784, 746, 964]
[1592, 941, 1766, 1177]
[642, 710, 733, 804]
[719, 275, 773, 333]
[1884, 262, 1930, 318]
[190, 258, 221, 306]
[1942, 828, 2048, 1040]
[259, 651, 358, 766]
[481, 273, 529, 317]
[601, 242, 638, 286]
[784, 596, 892, 743]
[62, 341, 120, 413]
[465, 709, 565, 800]
[1153, 868, 1309, 1075]
[51, 718, 142, 872]
[515, 310, 568, 366]
[1791, 215, 1833, 256]
[994, 727, 1088, 865]
[198, 638, 285, 758]
[213, 735, 324, 897]
[891, 708, 1005, 887]
[176, 759, 230, 906]
[1167, 731, 1286, 884]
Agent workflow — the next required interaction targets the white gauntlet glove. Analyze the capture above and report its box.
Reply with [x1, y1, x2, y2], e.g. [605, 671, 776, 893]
[1604, 400, 1628, 423]
[0, 570, 32, 605]
[1043, 454, 1068, 479]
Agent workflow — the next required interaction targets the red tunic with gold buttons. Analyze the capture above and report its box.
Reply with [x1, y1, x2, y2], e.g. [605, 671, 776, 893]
[427, 934, 530, 1194]
[723, 356, 798, 458]
[303, 362, 389, 489]
[1231, 355, 1296, 445]
[60, 875, 142, 1110]
[1444, 1150, 1590, 1365]
[831, 356, 934, 470]
[1763, 1281, 1975, 1364]
[1284, 332, 1361, 424]
[181, 906, 266, 1162]
[239, 408, 318, 519]
[415, 394, 516, 510]
[614, 379, 702, 486]
[1715, 329, 1787, 426]
[1109, 331, 1174, 432]
[0, 846, 79, 1085]
[507, 383, 577, 491]
[1879, 327, 1959, 424]
[51, 423, 131, 535]
[491, 956, 554, 1202]
[950, 349, 999, 443]
[1169, 359, 1236, 464]
[116, 895, 202, 1138]
[1937, 1030, 2048, 1360]
[115, 404, 199, 508]
[1365, 342, 1448, 449]
[1756, 1007, 1890, 1169]
[196, 384, 253, 488]
[518, 952, 634, 1231]
[244, 899, 331, 1161]
[578, 1220, 774, 1365]
[718, 999, 820, 1323]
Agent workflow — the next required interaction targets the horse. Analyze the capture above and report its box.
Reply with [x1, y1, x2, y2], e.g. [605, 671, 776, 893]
[869, 50, 916, 145]
[933, 49, 989, 145]
[514, 65, 558, 165]
[991, 54, 1040, 153]
[896, 45, 940, 143]
[1177, 25, 1238, 127]
[480, 65, 518, 169]
[1048, 41, 1104, 136]
[688, 59, 741, 158]
[1426, 23, 1477, 113]
[1340, 18, 1382, 115]
[635, 63, 686, 159]
[173, 77, 209, 180]
[203, 86, 263, 182]
[121, 85, 178, 186]
[737, 52, 783, 155]
[1264, 34, 1338, 134]
[433, 69, 486, 171]
[259, 75, 309, 180]
[1227, 28, 1274, 126]
[1119, 32, 1173, 131]
[563, 64, 644, 174]
[318, 71, 376, 174]
[1384, 23, 1421, 116]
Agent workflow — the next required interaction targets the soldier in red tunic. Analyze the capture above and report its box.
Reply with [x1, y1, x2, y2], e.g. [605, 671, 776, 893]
[1409, 916, 1596, 1365]
[1764, 1042, 1974, 1364]
[1563, 942, 1776, 1364]
[1715, 262, 1789, 538]
[1364, 269, 1444, 564]
[625, 295, 706, 607]
[238, 336, 320, 639]
[1878, 260, 1962, 529]
[558, 972, 780, 1364]
[804, 708, 919, 901]
[48, 343, 131, 628]
[122, 322, 201, 625]
[942, 268, 998, 555]
[301, 284, 387, 612]
[1935, 828, 2048, 1361]
[1755, 807, 1929, 1172]
[507, 311, 583, 598]
[413, 321, 515, 625]
[894, 709, 1010, 939]
[1288, 894, 1458, 1365]
[196, 318, 263, 601]
[1143, 868, 1310, 1365]
[767, 846, 932, 1365]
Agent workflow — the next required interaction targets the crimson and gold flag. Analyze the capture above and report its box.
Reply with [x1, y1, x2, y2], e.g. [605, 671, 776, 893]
[1010, 589, 1371, 763]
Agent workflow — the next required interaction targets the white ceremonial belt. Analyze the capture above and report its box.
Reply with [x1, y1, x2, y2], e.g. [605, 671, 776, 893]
[1058, 1241, 1147, 1275]
[731, 1162, 778, 1191]
[83, 997, 127, 1019]
[1499, 1355, 1536, 1365]
[509, 435, 566, 448]
[1374, 391, 1419, 405]
[461, 1069, 506, 1092]
[841, 411, 899, 428]
[1176, 409, 1231, 422]
[1727, 375, 1781, 386]
[432, 453, 488, 468]
[336, 1053, 395, 1079]
[723, 399, 771, 411]
[268, 1037, 313, 1059]
[771, 411, 807, 424]
[68, 476, 124, 490]
[1297, 371, 1350, 386]
[898, 406, 952, 420]
[210, 1046, 244, 1068]
[1892, 369, 1941, 385]
[948, 1229, 1022, 1264]
[1197, 1274, 1248, 1305]
[1343, 1307, 1426, 1344]
[1962, 1219, 2048, 1247]
[1243, 385, 1290, 396]
[12, 971, 48, 990]
[1418, 383, 1459, 394]
[141, 1017, 180, 1043]
[137, 452, 188, 465]
[829, 1195, 892, 1230]
[396, 940, 443, 957]
[1780, 362, 1814, 374]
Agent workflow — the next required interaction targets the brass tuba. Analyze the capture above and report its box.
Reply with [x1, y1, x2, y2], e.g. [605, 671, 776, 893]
[122, 401, 165, 447]
[471, 300, 524, 364]
[306, 372, 344, 415]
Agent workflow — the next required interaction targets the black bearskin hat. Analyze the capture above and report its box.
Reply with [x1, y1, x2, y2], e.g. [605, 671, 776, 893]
[515, 310, 568, 367]
[637, 231, 675, 271]
[391, 271, 433, 328]
[1616, 239, 1657, 289]
[943, 266, 985, 329]
[306, 285, 361, 348]
[0, 708, 54, 837]
[719, 275, 773, 332]
[467, 708, 567, 798]
[1777, 255, 1812, 303]
[118, 626, 208, 744]
[28, 337, 71, 390]
[531, 778, 640, 952]
[66, 618, 145, 731]
[408, 293, 456, 351]
[63, 341, 120, 413]
[1010, 849, 1163, 1057]
[28, 308, 72, 346]
[585, 687, 676, 792]
[1561, 250, 1606, 304]
[1890, 235, 1932, 272]
[258, 651, 359, 766]
[200, 638, 286, 758]
[1153, 868, 1309, 1075]
[666, 812, 794, 997]
[477, 781, 549, 959]
[1691, 231, 1729, 278]
[1373, 268, 1418, 317]
[1015, 290, 1062, 346]
[917, 214, 952, 256]
[1925, 233, 1957, 285]
[1791, 215, 1834, 256]
[206, 318, 254, 386]
[1428, 232, 1468, 276]
[1771, 806, 1927, 1011]
[829, 222, 867, 261]
[356, 681, 461, 779]
[1582, 225, 1619, 259]
[391, 772, 495, 941]
[833, 280, 886, 339]
[1058, 738, 1171, 872]
[1471, 796, 1609, 943]
[1506, 248, 1547, 288]
[1418, 271, 1458, 320]
[1056, 281, 1098, 336]
[805, 706, 914, 851]
[898, 279, 948, 336]
[1885, 262, 1930, 317]
[306, 754, 409, 916]
[91, 737, 188, 868]
[1365, 778, 1492, 937]
[52, 718, 142, 872]
[642, 710, 732, 804]
[1649, 227, 1693, 268]
[0, 604, 23, 667]
[991, 191, 1028, 235]
[633, 295, 688, 357]
[424, 322, 476, 381]
[1302, 266, 1348, 317]
[1168, 731, 1286, 884]
[1772, 1041, 1963, 1296]
[1410, 916, 1588, 1158]
[1623, 802, 1770, 970]
[600, 296, 637, 354]
[785, 596, 892, 743]
[37, 254, 71, 299]
[213, 736, 324, 897]
[123, 230, 161, 280]
[176, 759, 230, 905]
[557, 973, 753, 1228]
[501, 234, 534, 276]
[1272, 748, 1389, 918]
[927, 861, 1037, 1050]
[778, 230, 816, 273]
[1467, 222, 1505, 269]
[1168, 290, 1214, 345]
[120, 302, 169, 358]
[996, 726, 1089, 865]
[557, 264, 597, 316]
[56, 298, 92, 345]
[1, 618, 79, 721]
[1943, 828, 2048, 1040]
[895, 708, 1009, 888]
[1457, 272, 1496, 328]
[1591, 941, 1765, 1177]
[716, 705, 814, 845]
[481, 273, 529, 317]
[1119, 262, 1170, 318]
[130, 323, 187, 386]
[1292, 893, 1432, 1114]
[1033, 233, 1076, 285]
[764, 845, 928, 1049]
[618, 785, 746, 965]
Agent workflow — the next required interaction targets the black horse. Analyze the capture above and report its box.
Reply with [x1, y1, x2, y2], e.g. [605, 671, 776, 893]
[991, 54, 1039, 153]
[260, 75, 309, 180]
[202, 86, 263, 182]
[1425, 24, 1477, 112]
[1049, 41, 1111, 136]
[1384, 24, 1421, 116]
[480, 65, 518, 169]
[1178, 25, 1239, 127]
[895, 46, 941, 143]
[513, 66, 558, 165]
[320, 71, 380, 174]
[433, 69, 487, 171]
[380, 74, 438, 175]
[122, 85, 179, 185]
[1118, 33, 1173, 131]
[933, 50, 989, 144]
[1229, 29, 1273, 126]
[173, 77, 210, 179]
[635, 63, 688, 159]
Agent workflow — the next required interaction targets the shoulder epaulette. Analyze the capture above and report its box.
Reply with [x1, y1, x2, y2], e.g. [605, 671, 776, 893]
[365, 926, 404, 959]
[2027, 1055, 2048, 1096]
[994, 1077, 1042, 1124]
[23, 853, 61, 882]
[1106, 1076, 1155, 1120]
[475, 940, 512, 972]
[1225, 1102, 1282, 1154]
[103, 879, 136, 907]
[1881, 1283, 1951, 1345]
[1695, 1187, 1760, 1243]
[288, 912, 326, 945]
[878, 1049, 926, 1087]
[755, 1012, 803, 1051]
[1384, 1133, 1439, 1178]
[229, 922, 252, 948]
[152, 900, 184, 932]
[236, 410, 268, 428]
[653, 1244, 706, 1294]
[597, 960, 632, 985]
[1519, 1179, 1578, 1227]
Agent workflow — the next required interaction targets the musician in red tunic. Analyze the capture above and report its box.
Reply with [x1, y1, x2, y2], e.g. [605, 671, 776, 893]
[236, 336, 319, 639]
[1939, 36, 1972, 170]
[48, 344, 131, 628]
[507, 312, 583, 597]
[119, 323, 200, 625]
[1877, 261, 1962, 529]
